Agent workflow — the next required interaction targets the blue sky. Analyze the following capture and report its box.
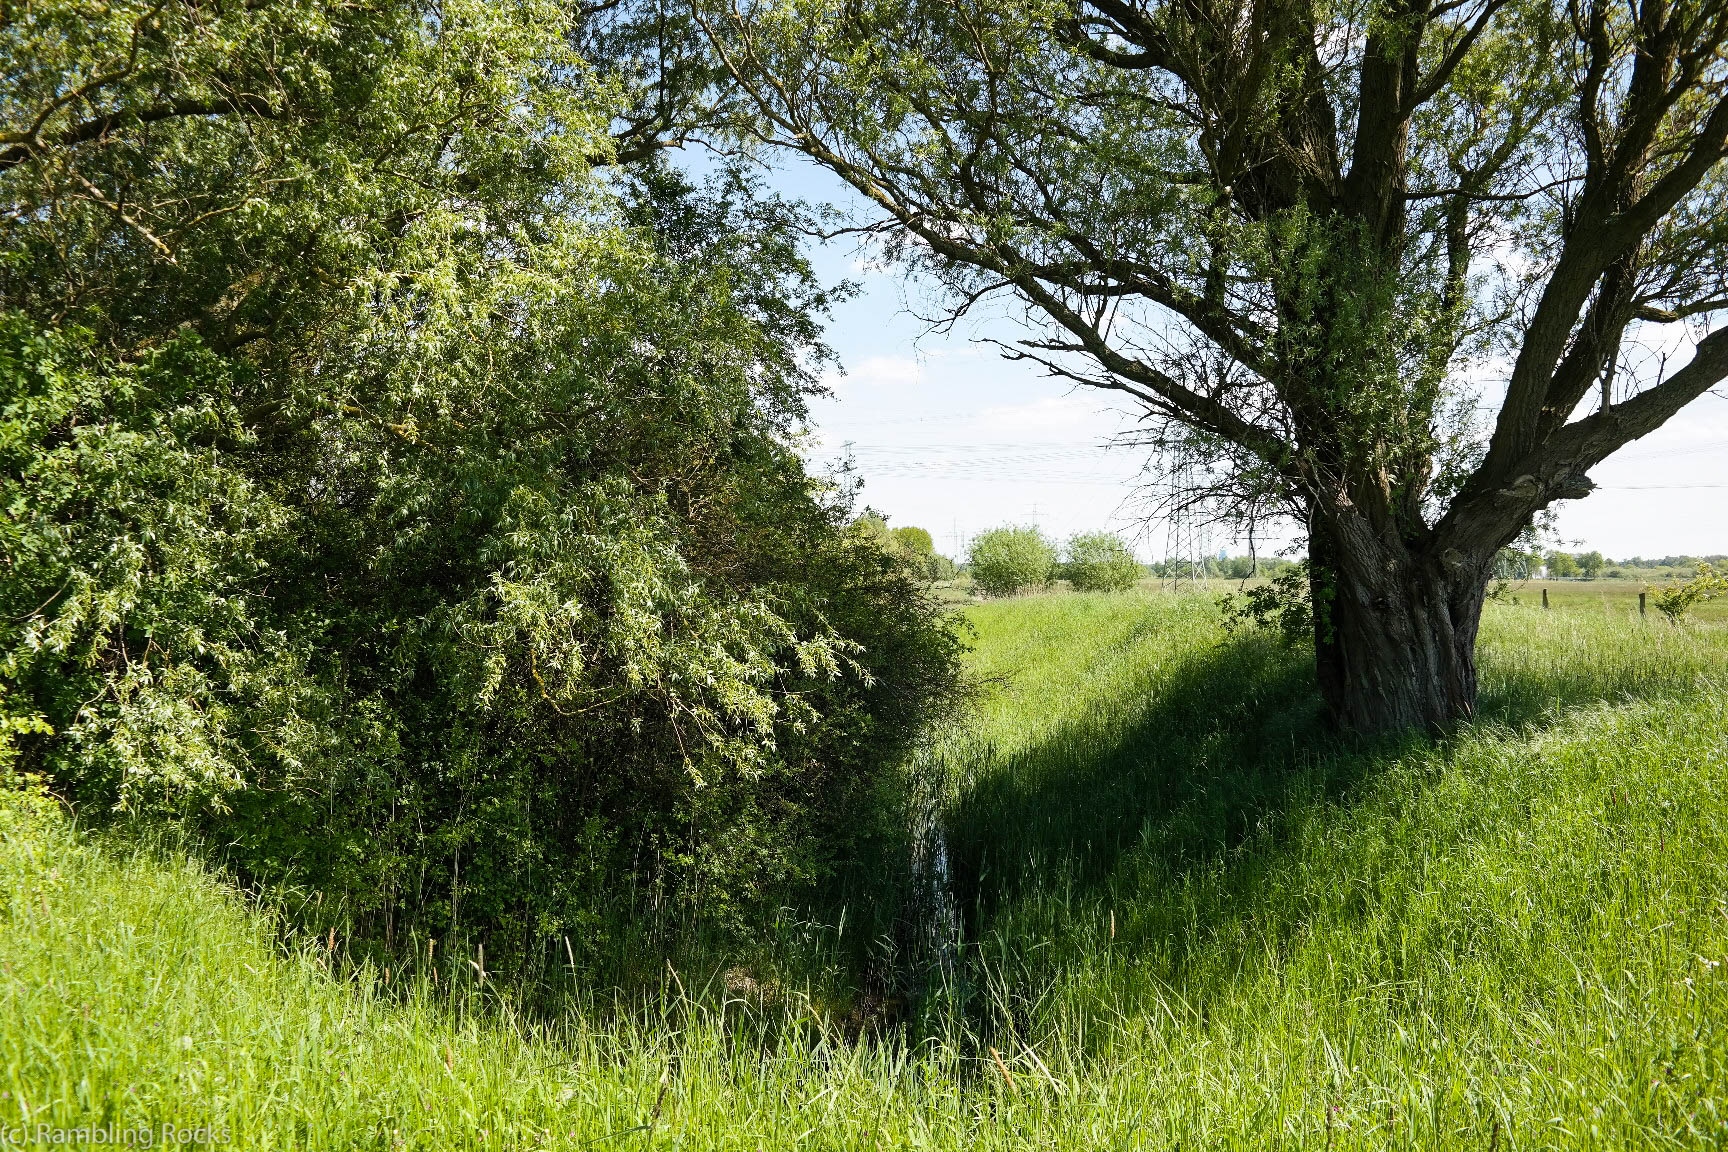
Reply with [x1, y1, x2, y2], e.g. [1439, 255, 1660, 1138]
[750, 158, 1728, 564]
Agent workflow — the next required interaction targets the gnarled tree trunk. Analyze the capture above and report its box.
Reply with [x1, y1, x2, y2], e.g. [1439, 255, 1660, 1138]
[1308, 517, 1493, 735]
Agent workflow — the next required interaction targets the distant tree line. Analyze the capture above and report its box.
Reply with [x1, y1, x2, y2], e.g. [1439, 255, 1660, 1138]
[1496, 549, 1728, 580]
[1613, 554, 1728, 573]
[958, 528, 1310, 597]
[1149, 556, 1302, 581]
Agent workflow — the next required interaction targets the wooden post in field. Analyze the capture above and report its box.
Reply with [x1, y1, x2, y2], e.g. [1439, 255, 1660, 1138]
[1542, 587, 1549, 610]
[1639, 591, 1647, 617]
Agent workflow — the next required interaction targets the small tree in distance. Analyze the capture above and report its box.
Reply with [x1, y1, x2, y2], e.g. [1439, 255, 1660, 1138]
[1546, 552, 1580, 579]
[890, 525, 935, 556]
[970, 526, 1056, 597]
[1650, 565, 1728, 624]
[1577, 551, 1606, 579]
[893, 526, 960, 580]
[1064, 532, 1141, 593]
[852, 514, 958, 581]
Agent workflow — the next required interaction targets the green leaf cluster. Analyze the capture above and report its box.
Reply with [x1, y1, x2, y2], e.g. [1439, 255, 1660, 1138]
[1218, 562, 1315, 649]
[968, 526, 1056, 597]
[0, 0, 962, 972]
[1061, 531, 1140, 593]
[1650, 565, 1728, 625]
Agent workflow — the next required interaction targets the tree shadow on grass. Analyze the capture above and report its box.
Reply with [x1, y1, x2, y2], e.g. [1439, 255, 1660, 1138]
[933, 604, 1728, 1063]
[942, 631, 1342, 934]
[940, 615, 1721, 993]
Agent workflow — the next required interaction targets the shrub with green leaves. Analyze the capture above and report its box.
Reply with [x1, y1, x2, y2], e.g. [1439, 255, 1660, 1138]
[0, 0, 962, 977]
[851, 515, 957, 582]
[891, 526, 961, 581]
[968, 526, 1057, 597]
[1650, 564, 1728, 624]
[1218, 562, 1315, 648]
[1062, 532, 1141, 592]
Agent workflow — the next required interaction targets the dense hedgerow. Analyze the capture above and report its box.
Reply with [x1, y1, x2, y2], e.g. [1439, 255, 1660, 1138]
[0, 0, 962, 977]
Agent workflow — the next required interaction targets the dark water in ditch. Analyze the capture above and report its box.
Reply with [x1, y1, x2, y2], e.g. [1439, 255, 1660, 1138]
[907, 767, 962, 995]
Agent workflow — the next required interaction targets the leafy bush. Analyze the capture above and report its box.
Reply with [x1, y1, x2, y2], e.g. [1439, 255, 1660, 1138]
[1650, 564, 1728, 624]
[1062, 532, 1141, 592]
[0, 3, 963, 978]
[1218, 563, 1314, 647]
[969, 527, 1057, 597]
[851, 516, 957, 582]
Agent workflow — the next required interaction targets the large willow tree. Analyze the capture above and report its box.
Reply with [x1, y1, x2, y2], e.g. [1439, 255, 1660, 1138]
[698, 0, 1728, 732]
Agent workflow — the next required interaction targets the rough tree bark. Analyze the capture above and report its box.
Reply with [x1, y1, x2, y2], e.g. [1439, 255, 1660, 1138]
[1309, 516, 1492, 734]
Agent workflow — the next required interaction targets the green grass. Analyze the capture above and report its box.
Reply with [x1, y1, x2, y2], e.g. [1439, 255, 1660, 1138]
[6, 593, 1728, 1148]
[1496, 577, 1728, 623]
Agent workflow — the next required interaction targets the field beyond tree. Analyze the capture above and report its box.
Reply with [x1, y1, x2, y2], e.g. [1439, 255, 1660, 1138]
[6, 589, 1728, 1149]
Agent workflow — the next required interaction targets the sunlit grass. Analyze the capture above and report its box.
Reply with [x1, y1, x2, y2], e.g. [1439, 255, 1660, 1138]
[1496, 577, 1728, 622]
[932, 592, 1728, 1147]
[5, 592, 1727, 1148]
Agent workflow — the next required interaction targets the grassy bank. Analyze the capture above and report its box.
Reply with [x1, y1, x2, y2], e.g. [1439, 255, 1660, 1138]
[5, 593, 1727, 1147]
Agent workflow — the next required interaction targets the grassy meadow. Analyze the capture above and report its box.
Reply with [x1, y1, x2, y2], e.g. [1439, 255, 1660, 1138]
[1498, 577, 1728, 623]
[6, 591, 1728, 1148]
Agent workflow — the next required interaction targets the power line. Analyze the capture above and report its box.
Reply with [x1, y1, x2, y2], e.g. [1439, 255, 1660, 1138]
[808, 436, 1728, 493]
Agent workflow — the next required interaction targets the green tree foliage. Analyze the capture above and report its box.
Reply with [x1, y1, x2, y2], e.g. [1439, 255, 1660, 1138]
[1577, 551, 1606, 579]
[702, 0, 1728, 733]
[891, 525, 935, 556]
[1062, 532, 1141, 592]
[1547, 552, 1581, 578]
[895, 525, 961, 580]
[852, 515, 958, 581]
[1218, 563, 1315, 648]
[1218, 556, 1255, 581]
[0, 0, 961, 971]
[851, 511, 894, 546]
[969, 526, 1056, 597]
[1650, 564, 1728, 624]
[0, 685, 50, 780]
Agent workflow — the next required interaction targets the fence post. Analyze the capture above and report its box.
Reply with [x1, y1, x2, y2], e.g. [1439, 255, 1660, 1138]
[1639, 591, 1647, 617]
[1542, 587, 1549, 610]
